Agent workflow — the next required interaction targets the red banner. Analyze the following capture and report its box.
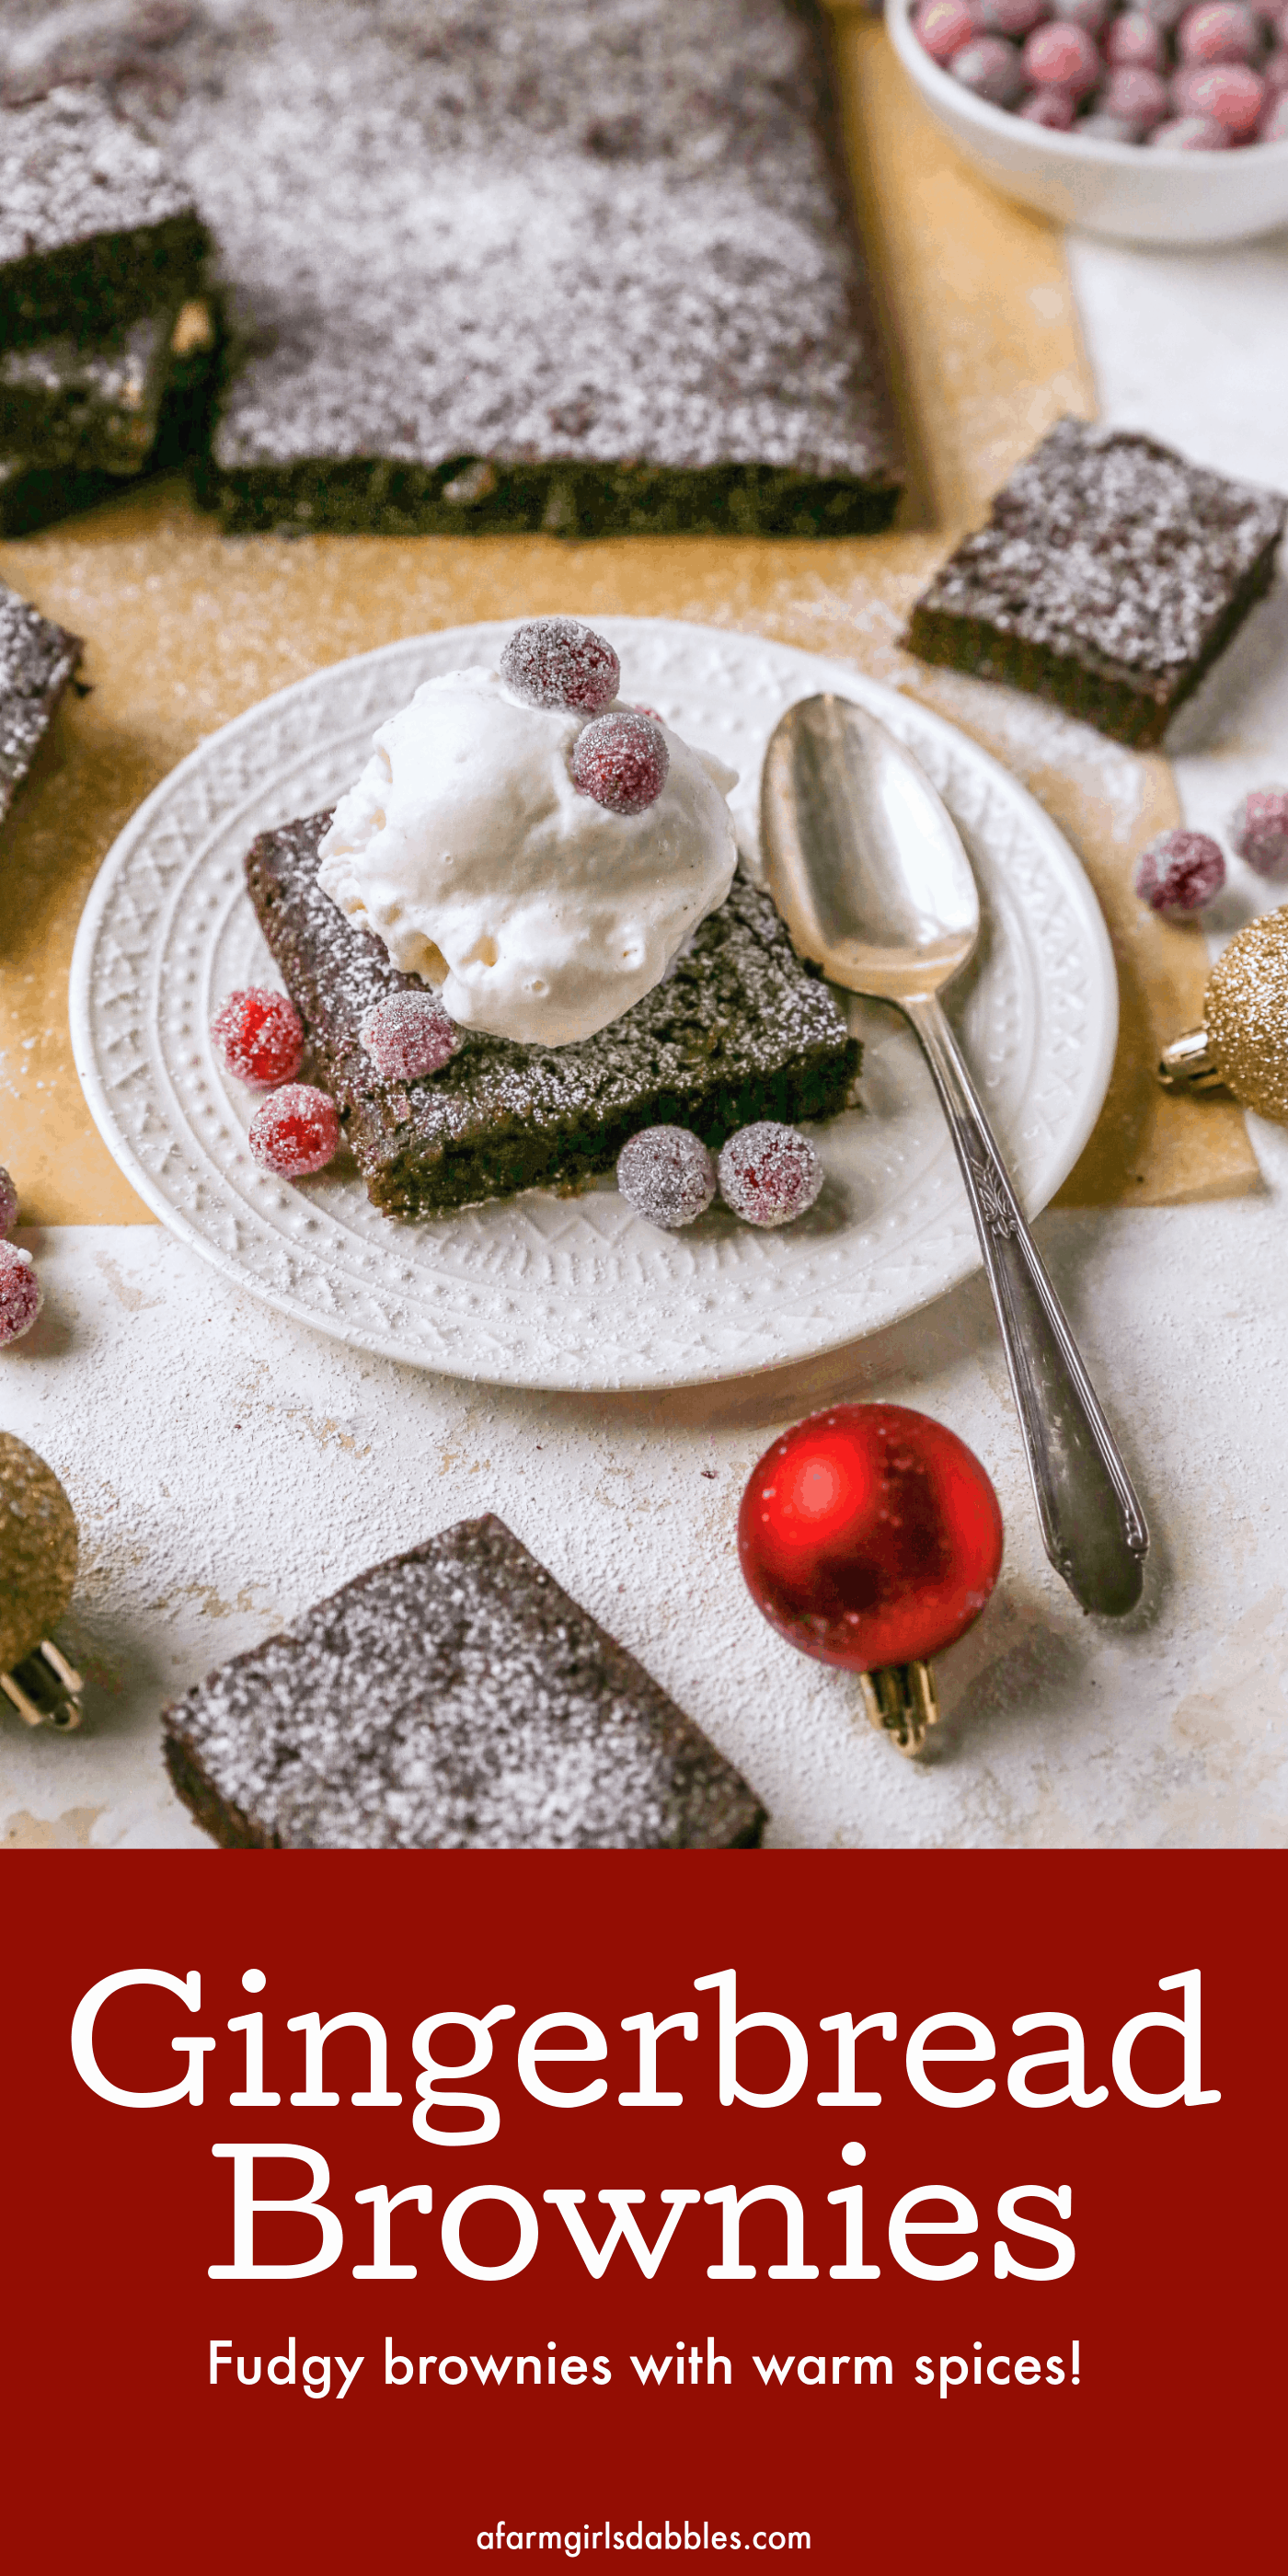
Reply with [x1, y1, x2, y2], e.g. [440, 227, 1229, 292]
[5, 1851, 1277, 2568]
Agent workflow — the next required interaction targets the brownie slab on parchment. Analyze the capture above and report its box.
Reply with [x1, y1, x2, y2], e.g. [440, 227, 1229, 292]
[164, 1514, 767, 1850]
[45, 0, 901, 536]
[905, 420, 1286, 750]
[0, 577, 82, 834]
[0, 86, 208, 346]
[246, 810, 861, 1220]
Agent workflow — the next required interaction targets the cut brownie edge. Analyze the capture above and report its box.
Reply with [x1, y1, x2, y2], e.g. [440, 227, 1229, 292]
[906, 532, 1282, 750]
[164, 1732, 275, 1852]
[198, 455, 902, 543]
[162, 1514, 768, 1853]
[245, 809, 860, 1222]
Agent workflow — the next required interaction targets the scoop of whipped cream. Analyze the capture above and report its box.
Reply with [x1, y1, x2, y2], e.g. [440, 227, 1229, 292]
[316, 666, 738, 1047]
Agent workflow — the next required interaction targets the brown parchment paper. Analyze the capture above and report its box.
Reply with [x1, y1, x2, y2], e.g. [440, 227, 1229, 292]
[0, 16, 1256, 1226]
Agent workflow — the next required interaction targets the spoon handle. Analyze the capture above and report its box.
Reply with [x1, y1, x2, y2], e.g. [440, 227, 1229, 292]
[902, 991, 1148, 1616]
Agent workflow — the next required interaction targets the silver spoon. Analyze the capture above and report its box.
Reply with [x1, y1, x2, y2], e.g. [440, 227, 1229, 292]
[762, 692, 1147, 1616]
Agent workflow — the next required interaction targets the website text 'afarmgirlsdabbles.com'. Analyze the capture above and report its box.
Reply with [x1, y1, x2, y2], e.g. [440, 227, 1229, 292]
[475, 2525, 811, 2555]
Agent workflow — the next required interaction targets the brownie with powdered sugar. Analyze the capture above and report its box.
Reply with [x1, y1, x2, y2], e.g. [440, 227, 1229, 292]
[905, 420, 1286, 750]
[246, 809, 860, 1219]
[0, 578, 82, 833]
[2, 0, 901, 535]
[0, 84, 208, 345]
[164, 1515, 767, 1850]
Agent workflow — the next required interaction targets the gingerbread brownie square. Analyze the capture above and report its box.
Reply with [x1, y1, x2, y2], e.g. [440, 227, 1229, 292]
[905, 420, 1286, 750]
[246, 810, 860, 1220]
[164, 1514, 767, 1850]
[0, 86, 208, 346]
[0, 577, 82, 834]
[70, 0, 902, 535]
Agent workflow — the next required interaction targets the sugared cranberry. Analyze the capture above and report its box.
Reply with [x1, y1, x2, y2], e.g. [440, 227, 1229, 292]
[500, 618, 620, 715]
[359, 990, 461, 1080]
[570, 711, 669, 816]
[1133, 829, 1226, 914]
[975, 0, 1051, 34]
[0, 1164, 17, 1238]
[1172, 57, 1267, 119]
[912, 0, 978, 58]
[1261, 81, 1288, 121]
[1019, 82, 1078, 117]
[1106, 8, 1167, 62]
[1261, 45, 1288, 91]
[617, 1127, 717, 1229]
[718, 1124, 824, 1229]
[1177, 0, 1262, 58]
[1229, 786, 1288, 878]
[1098, 63, 1171, 117]
[0, 1242, 41, 1345]
[247, 1084, 340, 1179]
[1148, 104, 1234, 130]
[211, 987, 305, 1087]
[1022, 17, 1103, 86]
[949, 35, 1028, 101]
[1052, 0, 1110, 25]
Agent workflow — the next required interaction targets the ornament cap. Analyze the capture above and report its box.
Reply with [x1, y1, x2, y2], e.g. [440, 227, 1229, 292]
[1156, 1022, 1225, 1093]
[1, 1638, 84, 1731]
[858, 1661, 940, 1759]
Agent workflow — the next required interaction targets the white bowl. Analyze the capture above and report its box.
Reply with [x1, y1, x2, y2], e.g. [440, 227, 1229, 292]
[887, 0, 1288, 244]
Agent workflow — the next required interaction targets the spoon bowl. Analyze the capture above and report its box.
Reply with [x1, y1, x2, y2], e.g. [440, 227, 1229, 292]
[762, 694, 979, 1003]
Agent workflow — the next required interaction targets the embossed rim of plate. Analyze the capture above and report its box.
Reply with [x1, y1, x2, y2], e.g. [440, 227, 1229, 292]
[70, 617, 1117, 1391]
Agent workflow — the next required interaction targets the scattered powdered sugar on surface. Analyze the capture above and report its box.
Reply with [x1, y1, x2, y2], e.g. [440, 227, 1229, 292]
[917, 419, 1286, 680]
[905, 656, 1151, 842]
[166, 1514, 764, 1849]
[5, 0, 899, 487]
[0, 82, 195, 267]
[0, 574, 82, 824]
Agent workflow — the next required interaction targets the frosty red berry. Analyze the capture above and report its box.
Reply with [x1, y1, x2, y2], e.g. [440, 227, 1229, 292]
[211, 988, 305, 1087]
[0, 1243, 41, 1345]
[570, 712, 670, 816]
[1133, 829, 1225, 914]
[500, 618, 620, 715]
[247, 1084, 341, 1179]
[616, 1127, 717, 1229]
[360, 991, 461, 1080]
[718, 1123, 824, 1228]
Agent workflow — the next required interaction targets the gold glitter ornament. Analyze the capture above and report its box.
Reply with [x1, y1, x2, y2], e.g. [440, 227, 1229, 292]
[0, 1431, 83, 1729]
[1157, 906, 1288, 1122]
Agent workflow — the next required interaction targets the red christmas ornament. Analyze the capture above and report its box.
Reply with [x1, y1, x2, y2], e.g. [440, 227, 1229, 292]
[738, 1404, 1004, 1755]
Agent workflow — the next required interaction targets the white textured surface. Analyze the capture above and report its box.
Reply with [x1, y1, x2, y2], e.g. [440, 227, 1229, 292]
[1, 1203, 1285, 1850]
[69, 618, 1117, 1389]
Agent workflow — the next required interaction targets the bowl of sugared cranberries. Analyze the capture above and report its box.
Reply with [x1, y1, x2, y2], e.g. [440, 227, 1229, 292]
[890, 0, 1288, 241]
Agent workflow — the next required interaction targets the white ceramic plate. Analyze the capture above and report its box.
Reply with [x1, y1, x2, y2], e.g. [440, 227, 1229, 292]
[70, 617, 1117, 1391]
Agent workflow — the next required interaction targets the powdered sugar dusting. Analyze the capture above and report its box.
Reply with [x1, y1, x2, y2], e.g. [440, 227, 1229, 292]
[7, 0, 900, 498]
[164, 1513, 766, 1849]
[0, 81, 194, 270]
[917, 418, 1286, 681]
[0, 574, 82, 828]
